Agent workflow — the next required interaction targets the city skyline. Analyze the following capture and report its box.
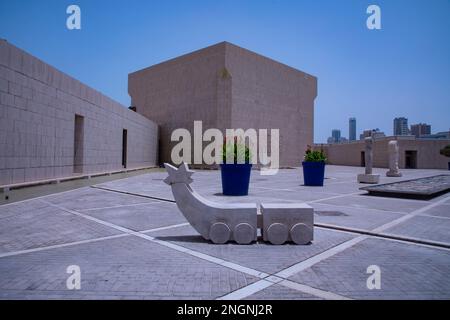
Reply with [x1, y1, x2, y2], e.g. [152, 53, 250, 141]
[326, 116, 447, 143]
[0, 0, 449, 143]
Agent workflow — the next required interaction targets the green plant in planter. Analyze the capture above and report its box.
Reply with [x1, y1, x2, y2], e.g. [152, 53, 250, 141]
[222, 136, 251, 164]
[440, 145, 450, 158]
[304, 146, 327, 162]
[302, 145, 327, 186]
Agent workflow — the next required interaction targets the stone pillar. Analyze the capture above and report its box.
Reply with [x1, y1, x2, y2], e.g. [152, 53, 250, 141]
[365, 137, 373, 175]
[357, 137, 380, 183]
[386, 140, 402, 177]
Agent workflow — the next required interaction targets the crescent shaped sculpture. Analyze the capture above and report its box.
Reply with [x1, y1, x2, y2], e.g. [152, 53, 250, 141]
[164, 162, 314, 245]
[164, 162, 257, 244]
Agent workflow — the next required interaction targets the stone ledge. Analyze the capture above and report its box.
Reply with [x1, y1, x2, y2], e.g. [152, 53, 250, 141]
[0, 165, 157, 193]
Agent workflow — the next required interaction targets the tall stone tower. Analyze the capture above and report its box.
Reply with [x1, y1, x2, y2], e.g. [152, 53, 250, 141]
[128, 42, 317, 167]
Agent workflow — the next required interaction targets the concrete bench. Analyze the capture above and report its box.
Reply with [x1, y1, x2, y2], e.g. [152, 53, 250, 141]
[260, 203, 314, 245]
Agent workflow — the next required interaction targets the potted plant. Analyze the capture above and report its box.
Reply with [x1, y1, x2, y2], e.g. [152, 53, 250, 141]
[220, 136, 252, 196]
[302, 146, 327, 186]
[440, 145, 450, 170]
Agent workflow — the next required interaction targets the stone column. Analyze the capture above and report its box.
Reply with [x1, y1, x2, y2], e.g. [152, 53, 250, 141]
[386, 140, 402, 177]
[357, 137, 380, 183]
[365, 137, 373, 175]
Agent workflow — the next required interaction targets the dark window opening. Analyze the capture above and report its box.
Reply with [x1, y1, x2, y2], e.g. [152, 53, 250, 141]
[122, 129, 128, 168]
[73, 115, 84, 173]
[405, 150, 417, 169]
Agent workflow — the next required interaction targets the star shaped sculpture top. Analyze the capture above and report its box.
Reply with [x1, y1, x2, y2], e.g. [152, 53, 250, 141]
[164, 162, 194, 185]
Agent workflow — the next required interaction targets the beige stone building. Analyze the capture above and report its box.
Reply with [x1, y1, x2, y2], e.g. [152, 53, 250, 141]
[315, 136, 450, 170]
[129, 42, 317, 167]
[0, 40, 158, 186]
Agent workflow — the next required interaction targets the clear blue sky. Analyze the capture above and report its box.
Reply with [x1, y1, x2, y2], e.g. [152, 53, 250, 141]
[1, 0, 449, 143]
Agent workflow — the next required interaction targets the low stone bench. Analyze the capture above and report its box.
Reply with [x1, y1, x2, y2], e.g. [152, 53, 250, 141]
[261, 203, 314, 245]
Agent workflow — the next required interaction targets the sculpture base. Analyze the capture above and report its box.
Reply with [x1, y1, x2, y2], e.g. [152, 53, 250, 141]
[357, 173, 380, 184]
[386, 170, 402, 177]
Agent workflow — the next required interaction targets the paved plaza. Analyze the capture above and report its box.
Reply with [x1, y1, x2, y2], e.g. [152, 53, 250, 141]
[0, 165, 449, 300]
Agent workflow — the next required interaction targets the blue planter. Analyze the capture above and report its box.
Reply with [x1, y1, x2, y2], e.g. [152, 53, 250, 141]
[220, 163, 252, 196]
[302, 161, 325, 186]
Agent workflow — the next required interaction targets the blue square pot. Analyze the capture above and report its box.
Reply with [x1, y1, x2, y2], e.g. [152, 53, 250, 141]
[302, 161, 325, 186]
[220, 163, 252, 196]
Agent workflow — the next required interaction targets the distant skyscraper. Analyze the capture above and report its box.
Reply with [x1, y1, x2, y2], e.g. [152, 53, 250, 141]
[393, 117, 409, 135]
[349, 117, 356, 141]
[332, 129, 341, 143]
[410, 123, 431, 138]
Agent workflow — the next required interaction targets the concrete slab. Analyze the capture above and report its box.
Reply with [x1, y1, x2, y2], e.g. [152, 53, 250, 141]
[382, 215, 450, 244]
[311, 203, 405, 231]
[81, 201, 188, 232]
[255, 189, 341, 203]
[288, 238, 450, 299]
[316, 194, 428, 213]
[44, 187, 156, 211]
[421, 203, 450, 218]
[243, 284, 321, 300]
[0, 236, 258, 299]
[0, 200, 121, 254]
[146, 224, 355, 274]
[95, 172, 174, 201]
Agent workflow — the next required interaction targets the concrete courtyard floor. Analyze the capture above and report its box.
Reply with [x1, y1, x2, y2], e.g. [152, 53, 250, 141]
[0, 165, 449, 300]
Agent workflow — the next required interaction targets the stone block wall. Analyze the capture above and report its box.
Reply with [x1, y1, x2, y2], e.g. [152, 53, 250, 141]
[129, 42, 317, 167]
[0, 40, 158, 185]
[314, 137, 450, 169]
[225, 43, 316, 167]
[129, 43, 225, 165]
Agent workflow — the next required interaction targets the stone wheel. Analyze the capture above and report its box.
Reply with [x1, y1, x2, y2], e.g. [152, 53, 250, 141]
[267, 223, 288, 245]
[233, 223, 255, 245]
[290, 223, 313, 245]
[209, 222, 231, 244]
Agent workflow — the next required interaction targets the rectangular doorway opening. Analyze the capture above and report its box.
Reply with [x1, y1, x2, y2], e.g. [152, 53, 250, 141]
[405, 150, 417, 169]
[360, 151, 365, 167]
[122, 129, 128, 168]
[73, 115, 84, 173]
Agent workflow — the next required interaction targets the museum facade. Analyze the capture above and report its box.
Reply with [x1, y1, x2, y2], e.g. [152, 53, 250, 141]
[129, 42, 317, 167]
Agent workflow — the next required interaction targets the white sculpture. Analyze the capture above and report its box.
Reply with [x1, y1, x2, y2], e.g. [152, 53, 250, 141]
[164, 163, 257, 244]
[386, 140, 402, 177]
[164, 162, 314, 245]
[261, 203, 313, 245]
[357, 137, 380, 184]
